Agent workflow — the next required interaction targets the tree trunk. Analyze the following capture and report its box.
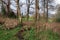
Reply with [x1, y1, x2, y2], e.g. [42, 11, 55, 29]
[46, 0, 48, 22]
[43, 0, 45, 19]
[16, 0, 22, 24]
[26, 0, 30, 21]
[35, 0, 39, 21]
[6, 0, 10, 17]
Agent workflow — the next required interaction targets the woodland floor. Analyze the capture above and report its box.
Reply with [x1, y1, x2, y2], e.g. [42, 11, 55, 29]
[0, 16, 60, 40]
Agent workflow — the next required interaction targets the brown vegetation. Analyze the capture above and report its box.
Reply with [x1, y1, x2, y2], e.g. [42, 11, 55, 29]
[0, 17, 5, 24]
[3, 18, 19, 30]
[22, 21, 60, 33]
[0, 16, 19, 30]
[0, 16, 60, 33]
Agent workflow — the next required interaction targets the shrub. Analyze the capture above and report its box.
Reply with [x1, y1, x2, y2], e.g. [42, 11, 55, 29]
[1, 6, 6, 15]
[55, 18, 60, 22]
[8, 12, 17, 18]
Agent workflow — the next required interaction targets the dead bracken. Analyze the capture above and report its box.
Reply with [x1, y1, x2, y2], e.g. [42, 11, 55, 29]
[0, 16, 19, 30]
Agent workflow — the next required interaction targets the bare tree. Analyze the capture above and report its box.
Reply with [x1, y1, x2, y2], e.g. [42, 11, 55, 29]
[46, 0, 48, 22]
[5, 0, 10, 16]
[43, 0, 45, 19]
[35, 0, 39, 21]
[16, 0, 22, 23]
[26, 0, 30, 20]
[41, 0, 55, 22]
[55, 5, 60, 22]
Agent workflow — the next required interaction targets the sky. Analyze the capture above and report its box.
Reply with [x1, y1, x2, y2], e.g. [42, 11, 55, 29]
[0, 0, 60, 14]
[55, 0, 60, 4]
[51, 0, 60, 14]
[11, 0, 60, 15]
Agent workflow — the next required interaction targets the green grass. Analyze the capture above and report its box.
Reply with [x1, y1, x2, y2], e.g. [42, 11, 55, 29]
[0, 24, 60, 40]
[22, 17, 34, 21]
[0, 25, 21, 40]
[23, 28, 60, 40]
